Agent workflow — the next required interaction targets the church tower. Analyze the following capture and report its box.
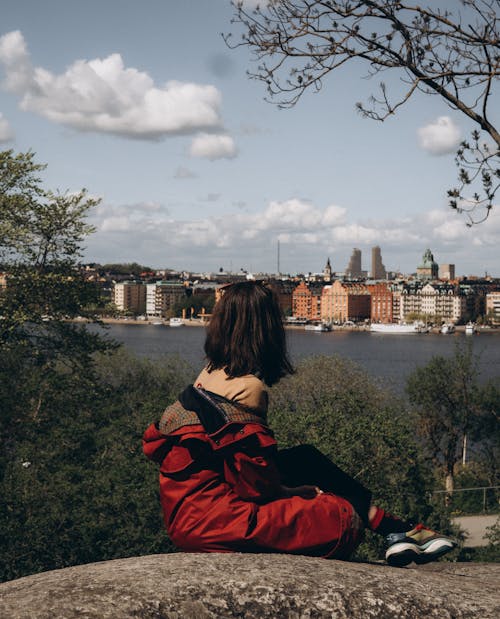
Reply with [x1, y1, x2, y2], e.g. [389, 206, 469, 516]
[323, 257, 332, 282]
[417, 248, 439, 280]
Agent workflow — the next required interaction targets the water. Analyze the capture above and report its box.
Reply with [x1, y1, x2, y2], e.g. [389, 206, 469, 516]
[94, 323, 500, 393]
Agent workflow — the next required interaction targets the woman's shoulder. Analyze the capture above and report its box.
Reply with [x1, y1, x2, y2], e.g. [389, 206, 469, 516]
[195, 367, 268, 413]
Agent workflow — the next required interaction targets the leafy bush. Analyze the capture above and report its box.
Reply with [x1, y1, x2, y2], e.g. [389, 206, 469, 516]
[0, 349, 194, 582]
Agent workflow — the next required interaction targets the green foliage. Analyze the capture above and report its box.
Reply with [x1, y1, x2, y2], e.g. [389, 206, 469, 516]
[0, 350, 194, 582]
[173, 292, 215, 318]
[406, 343, 499, 493]
[269, 356, 445, 561]
[99, 262, 153, 276]
[0, 149, 117, 428]
[0, 150, 103, 353]
[0, 150, 97, 268]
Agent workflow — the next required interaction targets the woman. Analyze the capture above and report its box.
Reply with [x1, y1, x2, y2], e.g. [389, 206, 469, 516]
[143, 281, 455, 566]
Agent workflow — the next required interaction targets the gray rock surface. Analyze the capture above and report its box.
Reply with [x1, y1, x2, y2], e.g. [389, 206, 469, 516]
[0, 554, 499, 618]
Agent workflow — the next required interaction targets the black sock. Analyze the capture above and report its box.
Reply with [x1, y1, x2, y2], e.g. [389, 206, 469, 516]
[370, 507, 414, 536]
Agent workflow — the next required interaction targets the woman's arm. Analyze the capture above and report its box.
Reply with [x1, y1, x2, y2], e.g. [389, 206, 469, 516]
[222, 430, 322, 503]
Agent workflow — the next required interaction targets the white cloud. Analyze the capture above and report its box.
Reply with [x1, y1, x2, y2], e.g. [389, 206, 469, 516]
[417, 116, 462, 155]
[86, 197, 500, 276]
[0, 30, 225, 140]
[189, 133, 237, 160]
[0, 112, 13, 142]
[100, 216, 132, 232]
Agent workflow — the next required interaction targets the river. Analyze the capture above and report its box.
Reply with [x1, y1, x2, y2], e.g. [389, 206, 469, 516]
[94, 323, 500, 394]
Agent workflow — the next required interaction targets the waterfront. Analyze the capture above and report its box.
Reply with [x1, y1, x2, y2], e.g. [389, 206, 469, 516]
[95, 323, 500, 393]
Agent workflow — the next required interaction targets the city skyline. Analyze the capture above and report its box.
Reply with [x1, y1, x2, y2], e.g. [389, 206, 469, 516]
[0, 1, 499, 276]
[85, 246, 480, 282]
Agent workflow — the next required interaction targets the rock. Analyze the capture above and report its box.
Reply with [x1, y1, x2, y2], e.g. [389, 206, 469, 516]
[0, 554, 499, 618]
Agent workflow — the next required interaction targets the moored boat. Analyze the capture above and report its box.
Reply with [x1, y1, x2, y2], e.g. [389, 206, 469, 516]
[169, 317, 184, 327]
[370, 322, 428, 334]
[304, 323, 331, 332]
[465, 322, 476, 335]
[440, 323, 455, 334]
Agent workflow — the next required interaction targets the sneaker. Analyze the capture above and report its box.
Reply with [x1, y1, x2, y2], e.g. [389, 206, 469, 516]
[385, 524, 456, 567]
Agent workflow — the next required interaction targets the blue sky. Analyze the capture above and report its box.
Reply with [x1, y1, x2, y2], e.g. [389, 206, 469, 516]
[0, 0, 498, 276]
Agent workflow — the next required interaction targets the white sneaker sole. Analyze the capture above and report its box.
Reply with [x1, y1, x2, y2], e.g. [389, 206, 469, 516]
[386, 538, 455, 567]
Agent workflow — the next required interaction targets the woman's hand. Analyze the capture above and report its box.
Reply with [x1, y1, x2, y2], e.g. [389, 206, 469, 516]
[280, 484, 323, 499]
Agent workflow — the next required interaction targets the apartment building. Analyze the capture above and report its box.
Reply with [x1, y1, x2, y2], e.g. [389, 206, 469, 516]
[486, 291, 500, 323]
[421, 283, 466, 322]
[397, 282, 466, 323]
[292, 281, 323, 321]
[367, 282, 393, 323]
[146, 281, 186, 317]
[321, 280, 370, 323]
[113, 281, 146, 314]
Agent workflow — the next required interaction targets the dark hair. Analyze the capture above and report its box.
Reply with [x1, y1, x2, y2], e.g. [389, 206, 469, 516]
[204, 281, 294, 386]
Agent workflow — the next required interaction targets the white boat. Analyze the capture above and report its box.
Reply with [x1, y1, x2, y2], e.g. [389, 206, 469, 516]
[304, 323, 331, 332]
[440, 323, 455, 334]
[285, 317, 307, 325]
[465, 322, 476, 335]
[151, 320, 164, 326]
[169, 317, 184, 327]
[370, 322, 428, 334]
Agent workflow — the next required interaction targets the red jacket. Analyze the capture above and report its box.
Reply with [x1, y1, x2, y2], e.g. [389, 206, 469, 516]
[143, 396, 361, 558]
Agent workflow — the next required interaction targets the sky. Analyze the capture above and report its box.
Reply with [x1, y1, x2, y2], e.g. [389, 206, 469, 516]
[0, 0, 498, 277]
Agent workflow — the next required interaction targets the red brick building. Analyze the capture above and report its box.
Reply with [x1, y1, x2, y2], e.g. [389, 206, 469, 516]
[367, 282, 393, 323]
[292, 281, 323, 321]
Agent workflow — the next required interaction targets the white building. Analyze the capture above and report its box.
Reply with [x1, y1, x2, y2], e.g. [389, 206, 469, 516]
[397, 283, 466, 323]
[486, 291, 500, 323]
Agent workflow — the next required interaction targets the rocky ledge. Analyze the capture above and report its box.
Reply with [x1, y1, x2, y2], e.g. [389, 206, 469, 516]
[0, 554, 499, 618]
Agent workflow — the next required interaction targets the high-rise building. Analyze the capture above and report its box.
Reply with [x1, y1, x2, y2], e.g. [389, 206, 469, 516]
[439, 264, 455, 280]
[345, 248, 362, 278]
[370, 246, 386, 279]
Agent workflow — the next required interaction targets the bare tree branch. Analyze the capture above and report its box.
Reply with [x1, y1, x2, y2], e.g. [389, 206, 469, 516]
[227, 0, 500, 222]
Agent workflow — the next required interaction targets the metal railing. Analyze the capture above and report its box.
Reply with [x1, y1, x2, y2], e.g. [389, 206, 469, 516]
[431, 485, 500, 514]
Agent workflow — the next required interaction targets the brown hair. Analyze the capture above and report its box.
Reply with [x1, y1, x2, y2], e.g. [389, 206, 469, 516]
[204, 281, 294, 386]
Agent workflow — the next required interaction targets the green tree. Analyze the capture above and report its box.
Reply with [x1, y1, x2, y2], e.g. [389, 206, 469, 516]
[406, 343, 496, 496]
[173, 292, 215, 318]
[228, 1, 499, 223]
[473, 378, 500, 491]
[100, 262, 153, 276]
[0, 149, 114, 469]
[0, 149, 105, 346]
